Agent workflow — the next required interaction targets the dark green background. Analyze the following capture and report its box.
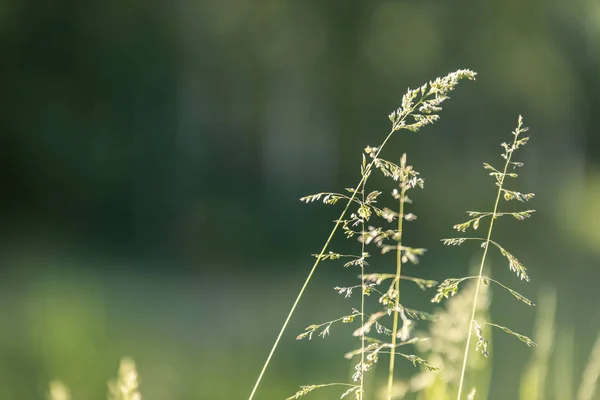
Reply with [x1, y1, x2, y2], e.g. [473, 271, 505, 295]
[0, 0, 599, 398]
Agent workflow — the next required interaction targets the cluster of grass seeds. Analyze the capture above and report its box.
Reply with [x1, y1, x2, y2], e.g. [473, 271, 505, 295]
[48, 357, 142, 400]
[289, 151, 439, 400]
[248, 69, 477, 400]
[107, 357, 142, 400]
[432, 116, 537, 399]
[48, 380, 71, 400]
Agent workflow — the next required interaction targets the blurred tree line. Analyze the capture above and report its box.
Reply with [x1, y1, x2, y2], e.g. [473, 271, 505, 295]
[1, 0, 599, 271]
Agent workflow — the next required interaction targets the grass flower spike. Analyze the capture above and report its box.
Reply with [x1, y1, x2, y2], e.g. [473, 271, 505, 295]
[433, 116, 536, 399]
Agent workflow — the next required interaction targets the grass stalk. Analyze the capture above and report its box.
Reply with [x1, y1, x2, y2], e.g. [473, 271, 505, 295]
[249, 128, 397, 400]
[577, 330, 600, 400]
[554, 327, 574, 400]
[456, 125, 521, 400]
[387, 177, 407, 399]
[359, 180, 367, 397]
[519, 287, 556, 400]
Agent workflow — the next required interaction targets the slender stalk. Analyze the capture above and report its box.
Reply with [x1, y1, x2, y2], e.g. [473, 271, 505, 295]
[359, 181, 367, 398]
[248, 129, 397, 400]
[577, 331, 600, 400]
[387, 183, 407, 400]
[456, 134, 518, 399]
[554, 327, 574, 400]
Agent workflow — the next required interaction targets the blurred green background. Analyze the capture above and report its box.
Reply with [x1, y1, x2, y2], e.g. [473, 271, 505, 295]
[1, 0, 600, 399]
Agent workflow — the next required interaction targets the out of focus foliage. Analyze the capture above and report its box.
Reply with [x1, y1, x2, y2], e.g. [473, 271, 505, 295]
[1, 0, 600, 263]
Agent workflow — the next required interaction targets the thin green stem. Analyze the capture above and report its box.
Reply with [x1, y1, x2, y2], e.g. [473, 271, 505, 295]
[359, 180, 366, 397]
[456, 136, 518, 400]
[248, 128, 396, 400]
[311, 383, 360, 389]
[387, 185, 406, 400]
